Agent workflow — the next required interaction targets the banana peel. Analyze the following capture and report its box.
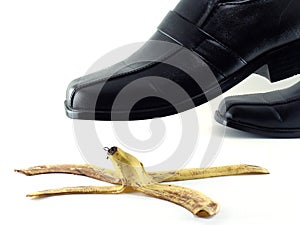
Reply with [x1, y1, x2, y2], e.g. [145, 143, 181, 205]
[16, 147, 269, 218]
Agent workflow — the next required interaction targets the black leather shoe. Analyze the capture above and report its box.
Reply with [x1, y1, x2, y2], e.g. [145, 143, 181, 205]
[65, 0, 300, 121]
[215, 82, 300, 138]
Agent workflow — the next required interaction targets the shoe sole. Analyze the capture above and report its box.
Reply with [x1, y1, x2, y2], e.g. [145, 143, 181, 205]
[214, 110, 300, 138]
[66, 39, 300, 121]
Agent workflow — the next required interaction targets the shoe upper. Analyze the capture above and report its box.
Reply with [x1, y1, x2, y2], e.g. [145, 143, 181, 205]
[65, 0, 300, 120]
[218, 82, 300, 129]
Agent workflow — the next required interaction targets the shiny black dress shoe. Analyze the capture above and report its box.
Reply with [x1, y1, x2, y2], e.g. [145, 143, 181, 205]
[215, 82, 300, 138]
[65, 0, 300, 121]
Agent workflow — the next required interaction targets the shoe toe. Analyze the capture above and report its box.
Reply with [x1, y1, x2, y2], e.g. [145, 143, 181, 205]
[65, 63, 188, 121]
[217, 96, 284, 129]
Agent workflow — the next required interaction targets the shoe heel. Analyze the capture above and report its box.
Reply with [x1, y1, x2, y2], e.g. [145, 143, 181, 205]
[258, 39, 300, 83]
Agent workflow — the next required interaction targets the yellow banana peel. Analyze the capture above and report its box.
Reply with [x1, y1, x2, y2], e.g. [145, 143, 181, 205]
[16, 147, 269, 218]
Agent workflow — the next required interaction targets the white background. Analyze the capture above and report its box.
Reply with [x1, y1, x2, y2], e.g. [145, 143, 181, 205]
[1, 1, 300, 224]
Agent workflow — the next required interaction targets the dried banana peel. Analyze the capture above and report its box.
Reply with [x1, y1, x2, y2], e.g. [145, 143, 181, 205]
[16, 147, 269, 218]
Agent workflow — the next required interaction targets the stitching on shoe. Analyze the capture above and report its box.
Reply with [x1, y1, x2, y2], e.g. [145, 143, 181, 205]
[218, 0, 268, 7]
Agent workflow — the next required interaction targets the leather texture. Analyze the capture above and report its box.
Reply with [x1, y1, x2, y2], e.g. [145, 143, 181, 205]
[216, 81, 300, 134]
[65, 0, 300, 121]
